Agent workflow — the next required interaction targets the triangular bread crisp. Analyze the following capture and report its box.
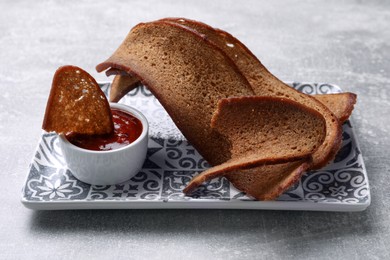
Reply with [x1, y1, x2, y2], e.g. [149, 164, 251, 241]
[42, 65, 113, 135]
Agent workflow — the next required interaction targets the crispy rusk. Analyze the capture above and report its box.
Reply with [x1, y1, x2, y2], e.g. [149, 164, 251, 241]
[42, 65, 113, 135]
[160, 17, 341, 170]
[184, 96, 326, 194]
[96, 18, 356, 200]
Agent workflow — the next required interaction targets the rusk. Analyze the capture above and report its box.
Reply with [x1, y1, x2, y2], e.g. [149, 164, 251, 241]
[184, 96, 326, 194]
[43, 65, 113, 135]
[97, 18, 355, 200]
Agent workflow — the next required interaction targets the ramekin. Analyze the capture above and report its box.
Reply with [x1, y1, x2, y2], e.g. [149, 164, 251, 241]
[59, 103, 148, 185]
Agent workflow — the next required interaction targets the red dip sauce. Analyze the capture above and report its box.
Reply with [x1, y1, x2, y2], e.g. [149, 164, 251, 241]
[66, 109, 143, 151]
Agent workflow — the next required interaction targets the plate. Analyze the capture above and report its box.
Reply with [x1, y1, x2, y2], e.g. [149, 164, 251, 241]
[21, 82, 370, 211]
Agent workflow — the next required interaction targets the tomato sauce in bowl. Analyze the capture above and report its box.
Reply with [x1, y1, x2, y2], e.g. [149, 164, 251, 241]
[66, 109, 143, 151]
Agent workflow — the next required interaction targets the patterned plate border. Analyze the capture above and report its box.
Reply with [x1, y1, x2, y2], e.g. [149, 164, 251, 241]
[21, 82, 370, 211]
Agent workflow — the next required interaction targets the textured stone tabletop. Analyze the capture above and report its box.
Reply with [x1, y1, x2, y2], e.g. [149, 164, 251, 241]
[1, 0, 389, 259]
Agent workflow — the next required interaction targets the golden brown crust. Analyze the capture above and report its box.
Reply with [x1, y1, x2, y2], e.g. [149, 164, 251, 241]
[42, 65, 113, 135]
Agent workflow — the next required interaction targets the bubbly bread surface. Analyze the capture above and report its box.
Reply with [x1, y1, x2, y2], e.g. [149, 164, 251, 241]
[43, 65, 113, 135]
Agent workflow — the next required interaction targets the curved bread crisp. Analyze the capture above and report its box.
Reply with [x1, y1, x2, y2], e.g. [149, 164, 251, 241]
[225, 93, 356, 201]
[161, 18, 341, 170]
[97, 21, 255, 164]
[157, 18, 343, 199]
[105, 17, 342, 168]
[108, 80, 355, 200]
[42, 65, 113, 135]
[183, 96, 326, 194]
[96, 18, 354, 200]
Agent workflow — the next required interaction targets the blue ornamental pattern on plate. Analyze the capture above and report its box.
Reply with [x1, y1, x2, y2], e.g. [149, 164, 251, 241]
[22, 82, 370, 210]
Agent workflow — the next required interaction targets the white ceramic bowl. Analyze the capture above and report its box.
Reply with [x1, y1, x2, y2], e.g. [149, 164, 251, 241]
[59, 103, 148, 185]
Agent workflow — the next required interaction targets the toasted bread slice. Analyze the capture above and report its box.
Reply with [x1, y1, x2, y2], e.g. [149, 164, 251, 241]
[97, 21, 255, 164]
[42, 65, 113, 135]
[160, 18, 341, 170]
[183, 96, 326, 194]
[224, 93, 356, 200]
[96, 18, 352, 200]
[156, 18, 342, 200]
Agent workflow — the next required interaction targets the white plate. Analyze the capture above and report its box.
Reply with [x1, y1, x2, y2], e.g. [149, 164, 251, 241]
[21, 82, 370, 211]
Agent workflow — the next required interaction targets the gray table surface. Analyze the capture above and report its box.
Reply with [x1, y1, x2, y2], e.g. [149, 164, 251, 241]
[1, 0, 389, 259]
